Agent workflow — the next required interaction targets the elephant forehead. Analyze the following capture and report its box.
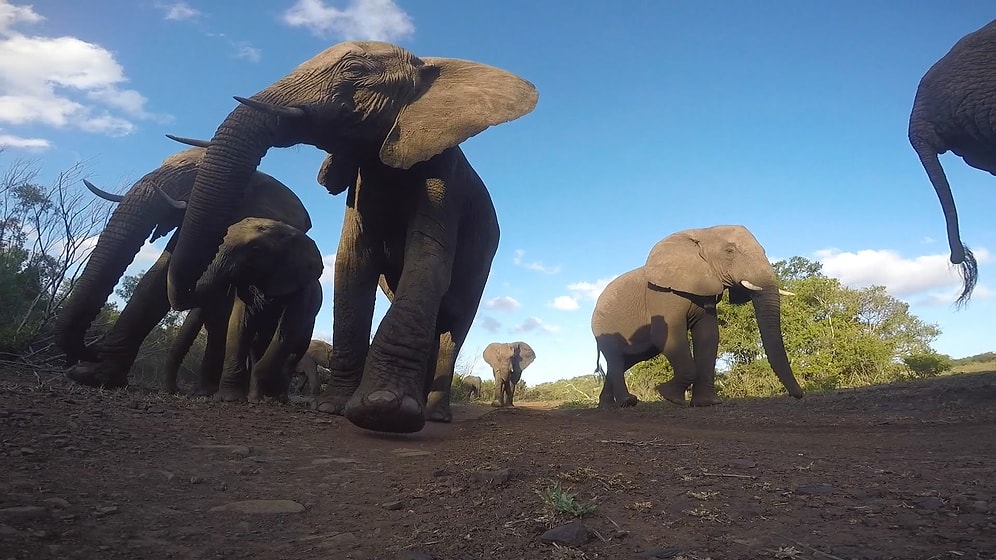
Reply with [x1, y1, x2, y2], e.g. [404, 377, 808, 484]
[295, 41, 418, 72]
[159, 148, 205, 169]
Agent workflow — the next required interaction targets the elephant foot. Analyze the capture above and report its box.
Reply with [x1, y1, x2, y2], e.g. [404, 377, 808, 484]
[425, 391, 452, 423]
[690, 388, 722, 407]
[597, 398, 615, 409]
[314, 382, 359, 415]
[65, 361, 128, 389]
[618, 393, 639, 407]
[345, 389, 425, 434]
[491, 400, 505, 408]
[215, 384, 247, 402]
[656, 380, 690, 406]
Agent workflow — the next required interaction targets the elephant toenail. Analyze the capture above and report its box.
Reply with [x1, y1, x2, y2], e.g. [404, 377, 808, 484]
[364, 390, 400, 407]
[400, 395, 422, 416]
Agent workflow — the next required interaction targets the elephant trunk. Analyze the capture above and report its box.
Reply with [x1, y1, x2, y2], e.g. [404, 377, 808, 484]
[167, 103, 281, 311]
[750, 287, 804, 398]
[55, 177, 184, 365]
[910, 134, 977, 306]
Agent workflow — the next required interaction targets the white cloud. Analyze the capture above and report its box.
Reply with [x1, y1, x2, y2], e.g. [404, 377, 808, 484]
[0, 0, 41, 34]
[566, 276, 617, 301]
[282, 0, 414, 42]
[549, 295, 579, 311]
[915, 284, 994, 307]
[159, 2, 201, 21]
[484, 296, 520, 312]
[0, 132, 48, 149]
[319, 253, 337, 285]
[514, 316, 560, 334]
[0, 4, 168, 142]
[513, 249, 561, 275]
[478, 316, 501, 334]
[816, 248, 991, 298]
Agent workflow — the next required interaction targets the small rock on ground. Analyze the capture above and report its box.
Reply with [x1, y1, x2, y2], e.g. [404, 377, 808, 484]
[210, 500, 305, 514]
[538, 521, 588, 546]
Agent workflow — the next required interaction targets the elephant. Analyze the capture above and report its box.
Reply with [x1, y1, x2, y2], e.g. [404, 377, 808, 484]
[591, 225, 804, 408]
[54, 147, 312, 391]
[907, 19, 996, 306]
[163, 41, 538, 433]
[461, 375, 482, 400]
[292, 339, 334, 397]
[184, 216, 324, 401]
[483, 341, 535, 407]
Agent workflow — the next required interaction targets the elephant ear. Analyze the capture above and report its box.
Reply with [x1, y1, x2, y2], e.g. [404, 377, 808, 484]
[643, 233, 725, 297]
[379, 58, 539, 170]
[515, 343, 536, 370]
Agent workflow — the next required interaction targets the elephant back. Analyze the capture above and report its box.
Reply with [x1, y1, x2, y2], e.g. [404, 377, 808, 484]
[236, 172, 313, 233]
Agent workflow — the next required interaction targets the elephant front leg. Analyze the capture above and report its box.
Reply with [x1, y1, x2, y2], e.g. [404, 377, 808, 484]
[652, 317, 697, 407]
[216, 298, 253, 402]
[344, 223, 457, 433]
[688, 308, 722, 407]
[66, 251, 172, 389]
[491, 372, 505, 407]
[316, 211, 381, 416]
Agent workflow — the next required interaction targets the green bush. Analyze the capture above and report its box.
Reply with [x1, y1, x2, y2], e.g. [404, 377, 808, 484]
[903, 352, 952, 379]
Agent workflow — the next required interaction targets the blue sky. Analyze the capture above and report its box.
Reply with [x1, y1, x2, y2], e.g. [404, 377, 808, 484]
[2, 1, 995, 385]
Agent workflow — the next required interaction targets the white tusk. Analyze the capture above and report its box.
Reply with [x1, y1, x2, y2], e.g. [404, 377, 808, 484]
[233, 96, 306, 118]
[740, 280, 763, 291]
[83, 179, 124, 203]
[154, 186, 187, 210]
[778, 289, 796, 297]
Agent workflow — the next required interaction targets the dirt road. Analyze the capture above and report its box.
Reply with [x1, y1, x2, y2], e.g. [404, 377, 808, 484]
[1, 370, 994, 559]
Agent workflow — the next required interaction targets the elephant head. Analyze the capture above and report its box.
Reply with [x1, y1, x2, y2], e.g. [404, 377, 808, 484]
[194, 217, 324, 300]
[483, 341, 535, 380]
[165, 41, 538, 310]
[907, 20, 994, 307]
[54, 149, 202, 365]
[642, 224, 804, 398]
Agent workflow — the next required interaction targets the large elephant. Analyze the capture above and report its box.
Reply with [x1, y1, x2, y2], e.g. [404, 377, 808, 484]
[907, 19, 996, 306]
[483, 341, 535, 407]
[591, 225, 804, 408]
[164, 41, 538, 433]
[292, 339, 334, 397]
[54, 148, 312, 390]
[187, 216, 324, 401]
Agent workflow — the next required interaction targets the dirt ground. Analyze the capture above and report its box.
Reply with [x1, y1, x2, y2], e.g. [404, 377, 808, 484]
[1, 370, 995, 560]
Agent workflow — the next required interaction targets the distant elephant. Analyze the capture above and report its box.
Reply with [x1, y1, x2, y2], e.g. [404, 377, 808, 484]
[591, 225, 804, 408]
[461, 375, 482, 400]
[186, 216, 324, 401]
[483, 341, 535, 407]
[292, 339, 334, 397]
[55, 148, 312, 391]
[164, 41, 538, 433]
[907, 19, 996, 306]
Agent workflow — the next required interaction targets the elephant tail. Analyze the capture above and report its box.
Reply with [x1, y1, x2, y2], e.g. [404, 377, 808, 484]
[593, 347, 606, 379]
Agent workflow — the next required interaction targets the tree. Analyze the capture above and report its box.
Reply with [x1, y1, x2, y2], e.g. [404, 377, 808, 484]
[0, 153, 111, 357]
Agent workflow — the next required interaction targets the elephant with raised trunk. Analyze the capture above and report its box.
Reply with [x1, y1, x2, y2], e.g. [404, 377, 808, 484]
[483, 341, 535, 407]
[185, 216, 324, 402]
[907, 18, 996, 306]
[164, 41, 538, 433]
[54, 148, 312, 390]
[592, 225, 804, 408]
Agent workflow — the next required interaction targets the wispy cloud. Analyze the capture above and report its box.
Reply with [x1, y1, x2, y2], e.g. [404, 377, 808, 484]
[282, 0, 414, 42]
[816, 247, 991, 298]
[478, 316, 502, 334]
[0, 2, 169, 145]
[0, 132, 48, 149]
[319, 253, 337, 285]
[484, 296, 520, 312]
[157, 1, 201, 21]
[567, 277, 617, 300]
[234, 43, 261, 62]
[513, 249, 561, 275]
[513, 316, 560, 334]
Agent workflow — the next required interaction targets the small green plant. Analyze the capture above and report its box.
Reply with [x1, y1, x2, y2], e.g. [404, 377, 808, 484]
[556, 398, 596, 410]
[536, 482, 597, 518]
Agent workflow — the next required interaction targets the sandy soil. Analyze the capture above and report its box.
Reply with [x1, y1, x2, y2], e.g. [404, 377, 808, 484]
[1, 369, 994, 559]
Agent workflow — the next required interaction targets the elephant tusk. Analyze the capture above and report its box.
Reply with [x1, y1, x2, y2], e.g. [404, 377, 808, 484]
[165, 134, 211, 148]
[154, 186, 187, 210]
[82, 179, 124, 203]
[233, 96, 306, 119]
[778, 289, 796, 297]
[740, 280, 764, 291]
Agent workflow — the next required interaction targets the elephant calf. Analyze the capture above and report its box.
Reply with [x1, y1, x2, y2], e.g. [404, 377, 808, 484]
[189, 217, 324, 402]
[592, 225, 804, 408]
[461, 375, 482, 400]
[292, 339, 334, 397]
[483, 341, 535, 407]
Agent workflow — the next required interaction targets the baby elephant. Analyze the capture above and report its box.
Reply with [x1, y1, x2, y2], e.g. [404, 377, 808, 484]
[293, 339, 333, 397]
[483, 341, 535, 407]
[592, 225, 804, 408]
[193, 217, 325, 402]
